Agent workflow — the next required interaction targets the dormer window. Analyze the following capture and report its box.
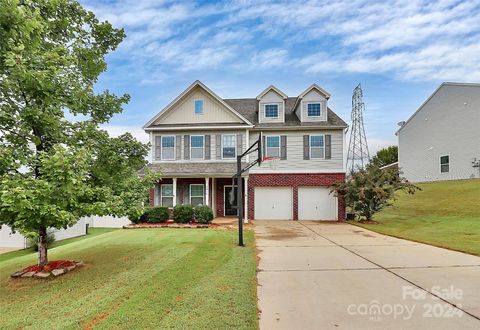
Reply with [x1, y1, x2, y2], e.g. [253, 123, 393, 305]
[265, 104, 279, 118]
[194, 99, 204, 114]
[307, 103, 321, 117]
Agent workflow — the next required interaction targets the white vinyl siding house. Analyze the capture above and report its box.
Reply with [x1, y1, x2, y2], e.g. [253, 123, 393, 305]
[397, 83, 480, 182]
[257, 88, 286, 124]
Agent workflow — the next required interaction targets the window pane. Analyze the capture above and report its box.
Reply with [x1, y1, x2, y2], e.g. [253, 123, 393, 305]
[441, 164, 449, 173]
[266, 147, 280, 157]
[265, 104, 278, 118]
[162, 136, 174, 148]
[307, 103, 321, 116]
[191, 197, 204, 206]
[161, 184, 173, 196]
[440, 156, 449, 165]
[191, 185, 204, 197]
[191, 148, 204, 159]
[191, 136, 204, 148]
[195, 100, 203, 114]
[222, 135, 236, 147]
[161, 197, 173, 207]
[223, 147, 236, 158]
[266, 136, 280, 147]
[162, 148, 174, 159]
[311, 135, 324, 147]
[311, 147, 324, 159]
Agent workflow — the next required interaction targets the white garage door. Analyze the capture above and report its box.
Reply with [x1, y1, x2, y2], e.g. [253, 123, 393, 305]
[254, 187, 292, 220]
[298, 187, 337, 220]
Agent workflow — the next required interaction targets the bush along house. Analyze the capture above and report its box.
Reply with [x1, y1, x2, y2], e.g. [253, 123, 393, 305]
[142, 80, 348, 222]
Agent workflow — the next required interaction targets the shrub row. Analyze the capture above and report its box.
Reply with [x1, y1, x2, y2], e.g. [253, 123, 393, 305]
[132, 205, 214, 224]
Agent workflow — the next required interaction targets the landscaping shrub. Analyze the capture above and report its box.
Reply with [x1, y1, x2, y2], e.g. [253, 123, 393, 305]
[173, 204, 194, 223]
[194, 205, 214, 224]
[130, 211, 149, 224]
[28, 232, 56, 251]
[147, 206, 170, 223]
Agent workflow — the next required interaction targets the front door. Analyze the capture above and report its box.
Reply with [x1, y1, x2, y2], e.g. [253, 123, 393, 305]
[224, 186, 238, 216]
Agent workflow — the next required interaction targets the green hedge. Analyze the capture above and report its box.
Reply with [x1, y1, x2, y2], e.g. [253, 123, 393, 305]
[194, 205, 214, 224]
[173, 204, 194, 223]
[146, 207, 170, 223]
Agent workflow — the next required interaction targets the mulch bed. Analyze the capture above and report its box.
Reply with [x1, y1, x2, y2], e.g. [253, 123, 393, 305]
[11, 260, 83, 279]
[124, 221, 219, 229]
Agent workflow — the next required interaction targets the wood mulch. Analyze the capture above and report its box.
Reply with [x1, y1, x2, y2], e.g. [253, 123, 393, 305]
[124, 221, 219, 229]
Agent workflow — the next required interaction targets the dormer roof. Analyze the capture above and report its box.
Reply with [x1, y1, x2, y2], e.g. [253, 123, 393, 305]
[256, 85, 288, 100]
[298, 84, 331, 99]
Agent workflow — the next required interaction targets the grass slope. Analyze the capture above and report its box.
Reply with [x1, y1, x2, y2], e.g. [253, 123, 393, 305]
[0, 228, 258, 329]
[357, 179, 480, 255]
[0, 228, 118, 263]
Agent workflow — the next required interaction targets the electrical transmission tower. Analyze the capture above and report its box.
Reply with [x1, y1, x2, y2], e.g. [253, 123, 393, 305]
[347, 84, 370, 173]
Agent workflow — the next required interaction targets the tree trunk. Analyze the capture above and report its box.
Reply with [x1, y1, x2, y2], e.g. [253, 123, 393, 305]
[38, 226, 48, 267]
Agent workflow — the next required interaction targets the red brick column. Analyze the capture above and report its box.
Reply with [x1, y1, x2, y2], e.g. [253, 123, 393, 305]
[292, 186, 299, 221]
[149, 188, 155, 207]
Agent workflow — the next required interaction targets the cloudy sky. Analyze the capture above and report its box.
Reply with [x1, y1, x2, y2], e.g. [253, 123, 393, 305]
[82, 0, 480, 154]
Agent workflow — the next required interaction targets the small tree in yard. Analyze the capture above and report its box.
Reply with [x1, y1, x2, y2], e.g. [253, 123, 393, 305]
[0, 0, 159, 267]
[331, 166, 419, 221]
[370, 146, 398, 168]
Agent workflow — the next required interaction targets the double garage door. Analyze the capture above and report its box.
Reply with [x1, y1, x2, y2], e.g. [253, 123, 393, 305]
[254, 187, 337, 220]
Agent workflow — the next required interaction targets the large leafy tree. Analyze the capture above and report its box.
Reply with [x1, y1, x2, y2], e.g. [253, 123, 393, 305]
[0, 0, 158, 266]
[331, 166, 419, 221]
[370, 145, 398, 168]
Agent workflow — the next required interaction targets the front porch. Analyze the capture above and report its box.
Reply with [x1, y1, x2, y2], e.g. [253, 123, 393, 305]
[150, 177, 248, 221]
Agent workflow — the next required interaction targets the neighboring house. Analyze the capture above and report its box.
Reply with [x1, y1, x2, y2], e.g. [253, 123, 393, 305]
[397, 82, 480, 182]
[0, 219, 87, 249]
[142, 80, 348, 221]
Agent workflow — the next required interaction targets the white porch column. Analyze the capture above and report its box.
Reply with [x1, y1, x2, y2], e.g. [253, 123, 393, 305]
[244, 176, 249, 223]
[172, 178, 177, 207]
[205, 177, 210, 207]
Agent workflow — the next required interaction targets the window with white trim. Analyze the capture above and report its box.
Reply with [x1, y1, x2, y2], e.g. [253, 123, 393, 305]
[266, 136, 280, 158]
[190, 184, 204, 205]
[310, 135, 325, 159]
[161, 136, 175, 160]
[307, 103, 321, 117]
[190, 135, 204, 159]
[440, 155, 449, 173]
[222, 134, 236, 159]
[194, 99, 204, 114]
[161, 184, 174, 207]
[265, 104, 279, 118]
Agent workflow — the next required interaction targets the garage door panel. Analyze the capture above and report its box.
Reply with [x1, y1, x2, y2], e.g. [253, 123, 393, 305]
[255, 187, 292, 220]
[298, 187, 337, 220]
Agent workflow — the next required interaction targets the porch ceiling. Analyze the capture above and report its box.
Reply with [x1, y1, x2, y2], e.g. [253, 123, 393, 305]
[141, 162, 248, 177]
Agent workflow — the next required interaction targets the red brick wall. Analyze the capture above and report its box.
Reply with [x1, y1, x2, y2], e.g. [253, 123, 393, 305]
[215, 178, 244, 218]
[247, 173, 346, 221]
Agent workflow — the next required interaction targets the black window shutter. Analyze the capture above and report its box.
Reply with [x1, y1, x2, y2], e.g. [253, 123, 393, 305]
[303, 135, 310, 160]
[280, 136, 287, 160]
[325, 134, 332, 159]
[155, 136, 162, 160]
[236, 133, 243, 155]
[205, 135, 211, 160]
[216, 135, 221, 159]
[176, 135, 181, 160]
[184, 135, 190, 160]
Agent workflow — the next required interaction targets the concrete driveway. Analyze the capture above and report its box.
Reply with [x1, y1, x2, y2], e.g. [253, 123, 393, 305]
[255, 221, 480, 329]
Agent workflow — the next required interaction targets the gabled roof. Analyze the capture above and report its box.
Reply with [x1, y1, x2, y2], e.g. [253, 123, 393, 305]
[395, 82, 480, 135]
[298, 84, 331, 99]
[256, 85, 288, 100]
[143, 80, 253, 129]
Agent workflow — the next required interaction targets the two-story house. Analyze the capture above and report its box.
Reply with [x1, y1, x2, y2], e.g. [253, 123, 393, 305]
[143, 80, 348, 221]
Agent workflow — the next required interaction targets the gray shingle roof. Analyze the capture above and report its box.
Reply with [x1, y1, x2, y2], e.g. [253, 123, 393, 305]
[224, 97, 348, 129]
[140, 162, 247, 177]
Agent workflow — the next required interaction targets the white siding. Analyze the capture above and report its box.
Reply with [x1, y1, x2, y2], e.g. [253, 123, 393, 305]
[249, 130, 344, 173]
[258, 90, 285, 123]
[84, 215, 131, 228]
[155, 86, 242, 125]
[398, 84, 480, 182]
[152, 130, 247, 163]
[0, 220, 87, 248]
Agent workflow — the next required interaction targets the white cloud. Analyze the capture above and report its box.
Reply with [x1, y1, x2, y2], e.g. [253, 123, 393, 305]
[100, 125, 149, 144]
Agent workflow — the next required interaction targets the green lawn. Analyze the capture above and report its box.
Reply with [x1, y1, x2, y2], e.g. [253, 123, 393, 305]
[0, 228, 258, 329]
[356, 179, 480, 255]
